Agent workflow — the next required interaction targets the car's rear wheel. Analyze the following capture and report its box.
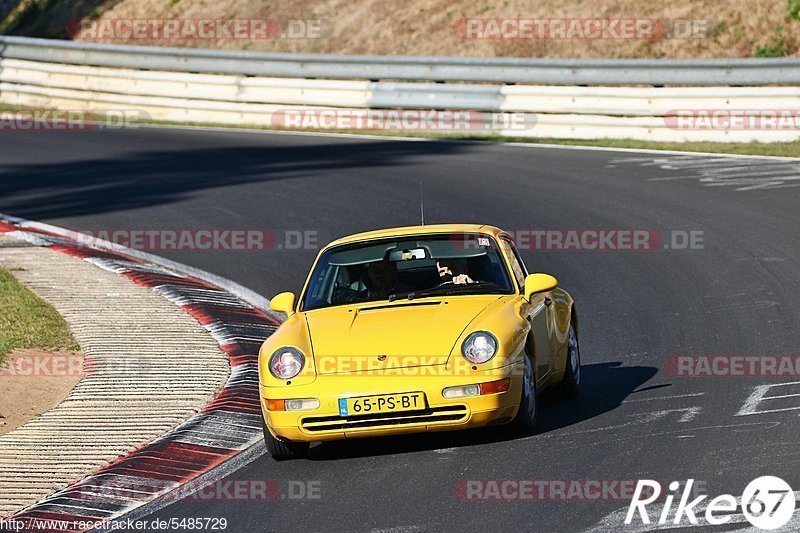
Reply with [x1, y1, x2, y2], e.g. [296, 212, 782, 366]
[263, 420, 309, 461]
[560, 323, 581, 398]
[512, 349, 537, 434]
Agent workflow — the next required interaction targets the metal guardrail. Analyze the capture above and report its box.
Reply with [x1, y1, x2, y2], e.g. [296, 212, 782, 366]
[1, 35, 799, 143]
[2, 35, 800, 85]
[3, 58, 799, 116]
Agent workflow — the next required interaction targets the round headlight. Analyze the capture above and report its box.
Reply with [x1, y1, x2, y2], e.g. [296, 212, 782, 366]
[269, 347, 305, 379]
[461, 331, 498, 364]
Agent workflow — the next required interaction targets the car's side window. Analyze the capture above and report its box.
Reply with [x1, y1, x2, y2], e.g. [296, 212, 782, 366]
[509, 240, 529, 277]
[500, 237, 526, 290]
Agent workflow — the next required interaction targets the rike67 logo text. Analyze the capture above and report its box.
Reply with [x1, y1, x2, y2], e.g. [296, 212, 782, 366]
[626, 477, 795, 530]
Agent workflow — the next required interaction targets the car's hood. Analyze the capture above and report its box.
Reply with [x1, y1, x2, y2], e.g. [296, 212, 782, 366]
[305, 297, 500, 374]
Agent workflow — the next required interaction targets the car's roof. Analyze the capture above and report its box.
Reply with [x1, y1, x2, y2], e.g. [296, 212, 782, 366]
[325, 224, 507, 249]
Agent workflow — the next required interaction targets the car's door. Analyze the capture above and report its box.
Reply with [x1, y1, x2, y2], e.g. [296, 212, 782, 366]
[500, 237, 553, 383]
[528, 294, 552, 383]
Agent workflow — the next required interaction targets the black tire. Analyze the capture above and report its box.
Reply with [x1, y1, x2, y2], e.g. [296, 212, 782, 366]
[560, 323, 581, 398]
[263, 421, 309, 461]
[512, 349, 537, 434]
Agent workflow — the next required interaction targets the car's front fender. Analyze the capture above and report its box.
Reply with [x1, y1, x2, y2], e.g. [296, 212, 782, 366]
[446, 296, 529, 374]
[258, 313, 317, 387]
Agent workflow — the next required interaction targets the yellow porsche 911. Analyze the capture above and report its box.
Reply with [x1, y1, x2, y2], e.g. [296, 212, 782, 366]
[258, 224, 581, 460]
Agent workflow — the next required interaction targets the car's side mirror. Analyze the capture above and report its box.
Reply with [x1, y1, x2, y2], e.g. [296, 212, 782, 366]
[524, 273, 558, 301]
[270, 291, 296, 317]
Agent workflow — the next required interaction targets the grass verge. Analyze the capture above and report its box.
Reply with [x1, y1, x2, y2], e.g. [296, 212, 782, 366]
[380, 132, 800, 158]
[0, 267, 79, 364]
[141, 118, 800, 158]
[2, 103, 799, 157]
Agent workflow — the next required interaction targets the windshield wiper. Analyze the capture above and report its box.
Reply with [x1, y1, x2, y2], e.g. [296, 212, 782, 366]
[388, 291, 409, 302]
[389, 281, 506, 302]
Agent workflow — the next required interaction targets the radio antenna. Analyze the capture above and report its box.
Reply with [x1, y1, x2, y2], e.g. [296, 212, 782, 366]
[419, 181, 425, 226]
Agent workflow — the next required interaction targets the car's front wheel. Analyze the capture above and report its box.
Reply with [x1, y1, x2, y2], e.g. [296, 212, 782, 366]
[263, 421, 309, 460]
[512, 349, 537, 434]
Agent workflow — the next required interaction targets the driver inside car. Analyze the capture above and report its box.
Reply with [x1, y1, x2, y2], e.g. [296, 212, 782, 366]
[436, 258, 474, 285]
[333, 258, 412, 304]
[363, 258, 414, 299]
[366, 258, 399, 298]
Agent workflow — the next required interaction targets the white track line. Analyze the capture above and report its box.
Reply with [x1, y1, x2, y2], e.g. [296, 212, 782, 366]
[136, 123, 800, 162]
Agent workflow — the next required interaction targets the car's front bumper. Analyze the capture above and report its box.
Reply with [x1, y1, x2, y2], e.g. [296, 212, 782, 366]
[261, 362, 523, 442]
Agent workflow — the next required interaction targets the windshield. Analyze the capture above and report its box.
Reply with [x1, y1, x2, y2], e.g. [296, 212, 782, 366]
[301, 233, 515, 311]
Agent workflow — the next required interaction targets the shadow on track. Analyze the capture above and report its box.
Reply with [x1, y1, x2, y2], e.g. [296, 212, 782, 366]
[0, 138, 469, 219]
[306, 361, 658, 460]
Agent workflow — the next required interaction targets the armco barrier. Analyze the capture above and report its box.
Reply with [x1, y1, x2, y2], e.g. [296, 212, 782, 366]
[2, 35, 800, 85]
[1, 35, 800, 142]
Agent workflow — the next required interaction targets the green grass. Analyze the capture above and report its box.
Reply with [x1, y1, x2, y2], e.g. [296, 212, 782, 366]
[790, 0, 800, 21]
[755, 35, 790, 57]
[0, 267, 79, 363]
[131, 117, 800, 158]
[145, 118, 800, 157]
[707, 21, 727, 39]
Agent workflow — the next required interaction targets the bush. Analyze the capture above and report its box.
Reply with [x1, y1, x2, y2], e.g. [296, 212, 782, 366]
[755, 36, 789, 57]
[790, 0, 800, 21]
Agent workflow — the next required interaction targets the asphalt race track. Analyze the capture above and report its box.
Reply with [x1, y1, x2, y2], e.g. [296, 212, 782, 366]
[3, 127, 800, 532]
